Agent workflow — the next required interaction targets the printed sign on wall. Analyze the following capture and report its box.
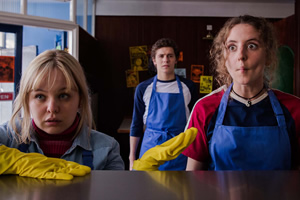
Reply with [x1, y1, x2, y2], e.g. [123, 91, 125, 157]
[129, 46, 148, 71]
[200, 76, 213, 93]
[126, 70, 139, 88]
[0, 56, 15, 83]
[191, 65, 204, 83]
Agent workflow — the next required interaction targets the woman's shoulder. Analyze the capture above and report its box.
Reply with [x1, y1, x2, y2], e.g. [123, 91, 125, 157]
[0, 121, 9, 130]
[0, 122, 10, 141]
[272, 89, 300, 104]
[272, 89, 300, 114]
[89, 130, 119, 149]
[0, 121, 19, 147]
[188, 86, 225, 125]
[272, 89, 300, 128]
[194, 85, 225, 108]
[77, 129, 124, 170]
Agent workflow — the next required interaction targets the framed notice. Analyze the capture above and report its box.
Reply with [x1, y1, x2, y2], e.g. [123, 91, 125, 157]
[191, 65, 204, 83]
[200, 76, 213, 93]
[0, 56, 15, 83]
[175, 68, 186, 78]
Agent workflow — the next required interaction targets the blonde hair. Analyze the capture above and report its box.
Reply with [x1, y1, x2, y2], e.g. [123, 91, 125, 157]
[10, 49, 95, 144]
[210, 15, 278, 87]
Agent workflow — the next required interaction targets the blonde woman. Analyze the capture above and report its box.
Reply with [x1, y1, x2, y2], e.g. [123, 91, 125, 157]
[0, 50, 124, 171]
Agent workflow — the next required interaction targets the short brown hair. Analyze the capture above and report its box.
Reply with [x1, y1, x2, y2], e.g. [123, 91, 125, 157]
[151, 38, 179, 59]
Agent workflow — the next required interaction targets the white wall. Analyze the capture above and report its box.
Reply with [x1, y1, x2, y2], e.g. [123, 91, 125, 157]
[95, 0, 294, 18]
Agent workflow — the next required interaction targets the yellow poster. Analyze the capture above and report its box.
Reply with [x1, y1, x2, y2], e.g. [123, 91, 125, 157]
[126, 70, 139, 88]
[200, 76, 213, 93]
[129, 45, 148, 71]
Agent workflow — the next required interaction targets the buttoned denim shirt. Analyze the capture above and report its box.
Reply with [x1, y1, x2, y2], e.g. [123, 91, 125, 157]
[0, 122, 125, 170]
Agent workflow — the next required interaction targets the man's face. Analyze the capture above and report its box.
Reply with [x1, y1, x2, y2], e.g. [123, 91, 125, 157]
[152, 47, 177, 79]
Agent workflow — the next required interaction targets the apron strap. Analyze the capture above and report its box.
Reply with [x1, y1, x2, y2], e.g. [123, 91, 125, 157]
[82, 149, 94, 170]
[215, 83, 232, 126]
[152, 75, 158, 92]
[18, 143, 29, 153]
[267, 89, 287, 128]
[175, 75, 184, 94]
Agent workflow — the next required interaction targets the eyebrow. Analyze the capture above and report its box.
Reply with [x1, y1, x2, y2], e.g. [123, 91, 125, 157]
[226, 38, 261, 43]
[158, 53, 174, 56]
[32, 87, 68, 92]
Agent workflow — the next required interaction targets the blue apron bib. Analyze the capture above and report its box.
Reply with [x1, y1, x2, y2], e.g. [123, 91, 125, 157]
[209, 83, 291, 170]
[139, 75, 187, 170]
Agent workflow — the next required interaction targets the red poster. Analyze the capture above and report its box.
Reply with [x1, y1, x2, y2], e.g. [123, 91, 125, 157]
[191, 65, 204, 83]
[0, 56, 15, 83]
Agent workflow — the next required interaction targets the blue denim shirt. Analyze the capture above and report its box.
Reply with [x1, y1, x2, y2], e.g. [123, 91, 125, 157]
[0, 122, 124, 170]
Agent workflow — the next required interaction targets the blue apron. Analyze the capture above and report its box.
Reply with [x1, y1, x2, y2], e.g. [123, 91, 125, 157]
[18, 143, 94, 170]
[139, 75, 187, 170]
[209, 83, 291, 170]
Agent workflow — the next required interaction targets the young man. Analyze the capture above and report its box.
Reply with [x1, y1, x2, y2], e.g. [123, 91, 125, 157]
[129, 38, 197, 170]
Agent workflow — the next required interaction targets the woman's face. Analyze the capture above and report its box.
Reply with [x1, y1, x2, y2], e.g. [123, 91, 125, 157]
[224, 23, 267, 87]
[29, 69, 80, 134]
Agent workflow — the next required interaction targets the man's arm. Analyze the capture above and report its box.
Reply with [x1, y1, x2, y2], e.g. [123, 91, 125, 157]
[129, 81, 149, 170]
[129, 136, 140, 170]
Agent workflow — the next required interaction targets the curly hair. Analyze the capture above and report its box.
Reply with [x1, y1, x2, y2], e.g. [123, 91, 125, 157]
[210, 15, 278, 87]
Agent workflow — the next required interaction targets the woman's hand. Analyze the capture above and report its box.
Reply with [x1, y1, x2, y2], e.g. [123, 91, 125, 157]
[0, 145, 91, 180]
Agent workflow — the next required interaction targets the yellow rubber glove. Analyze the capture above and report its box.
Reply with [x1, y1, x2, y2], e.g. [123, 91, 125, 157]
[133, 127, 198, 171]
[0, 145, 91, 180]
